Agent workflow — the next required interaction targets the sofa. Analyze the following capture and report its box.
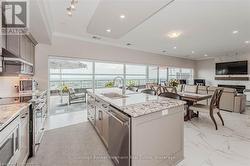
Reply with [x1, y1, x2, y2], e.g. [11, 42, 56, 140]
[196, 86, 246, 113]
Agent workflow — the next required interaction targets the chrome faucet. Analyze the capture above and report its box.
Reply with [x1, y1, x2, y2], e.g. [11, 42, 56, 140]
[113, 76, 126, 95]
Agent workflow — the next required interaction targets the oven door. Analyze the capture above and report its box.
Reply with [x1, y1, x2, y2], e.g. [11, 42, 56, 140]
[0, 133, 14, 165]
[0, 116, 20, 166]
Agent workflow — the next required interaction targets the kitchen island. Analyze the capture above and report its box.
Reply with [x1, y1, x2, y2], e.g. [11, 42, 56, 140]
[87, 88, 186, 166]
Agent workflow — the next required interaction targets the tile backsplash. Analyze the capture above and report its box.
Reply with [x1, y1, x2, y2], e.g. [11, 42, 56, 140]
[0, 77, 19, 97]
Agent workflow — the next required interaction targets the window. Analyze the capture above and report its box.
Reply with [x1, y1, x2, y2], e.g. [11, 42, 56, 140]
[159, 67, 168, 85]
[180, 68, 193, 84]
[168, 68, 181, 80]
[49, 57, 194, 92]
[168, 67, 193, 84]
[49, 59, 93, 91]
[125, 64, 147, 86]
[148, 66, 158, 83]
[95, 62, 124, 88]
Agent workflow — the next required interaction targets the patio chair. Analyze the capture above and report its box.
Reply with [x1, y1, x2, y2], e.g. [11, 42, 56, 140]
[68, 87, 87, 105]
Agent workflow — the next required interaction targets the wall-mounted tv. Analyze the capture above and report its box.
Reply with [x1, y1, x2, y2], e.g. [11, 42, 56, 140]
[216, 60, 248, 75]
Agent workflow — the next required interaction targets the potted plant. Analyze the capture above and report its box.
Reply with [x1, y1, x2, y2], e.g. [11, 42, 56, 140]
[105, 80, 114, 88]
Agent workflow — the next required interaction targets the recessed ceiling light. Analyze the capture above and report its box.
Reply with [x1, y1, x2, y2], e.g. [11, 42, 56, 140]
[167, 31, 182, 38]
[173, 46, 177, 49]
[245, 40, 250, 44]
[232, 30, 239, 34]
[120, 15, 126, 19]
[106, 29, 111, 33]
[204, 54, 208, 57]
[191, 51, 195, 54]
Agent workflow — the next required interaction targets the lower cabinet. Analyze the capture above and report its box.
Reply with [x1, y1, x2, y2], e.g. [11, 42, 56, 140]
[18, 107, 29, 165]
[87, 94, 109, 149]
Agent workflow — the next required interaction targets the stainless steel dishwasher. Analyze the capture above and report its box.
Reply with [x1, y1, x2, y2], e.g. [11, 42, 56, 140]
[108, 105, 131, 166]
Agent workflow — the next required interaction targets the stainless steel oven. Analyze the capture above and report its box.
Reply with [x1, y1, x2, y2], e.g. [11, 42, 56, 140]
[0, 117, 20, 166]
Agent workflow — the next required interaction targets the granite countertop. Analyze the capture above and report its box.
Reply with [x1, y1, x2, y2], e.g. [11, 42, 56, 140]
[87, 88, 186, 117]
[0, 103, 30, 131]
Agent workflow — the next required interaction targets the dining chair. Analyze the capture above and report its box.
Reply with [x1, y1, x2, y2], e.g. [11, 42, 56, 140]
[150, 85, 162, 95]
[197, 86, 209, 105]
[159, 92, 181, 100]
[183, 85, 198, 94]
[189, 88, 224, 130]
[162, 86, 177, 94]
[127, 86, 138, 92]
[176, 84, 183, 92]
[146, 83, 157, 89]
[141, 89, 156, 95]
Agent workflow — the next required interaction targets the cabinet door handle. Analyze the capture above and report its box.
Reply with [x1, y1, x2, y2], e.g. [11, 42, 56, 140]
[98, 110, 102, 120]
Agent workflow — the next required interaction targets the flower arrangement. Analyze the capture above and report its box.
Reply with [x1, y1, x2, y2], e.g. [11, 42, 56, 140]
[168, 79, 179, 88]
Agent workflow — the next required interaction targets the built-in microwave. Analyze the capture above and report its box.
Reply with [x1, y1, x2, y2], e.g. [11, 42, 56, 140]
[0, 117, 20, 166]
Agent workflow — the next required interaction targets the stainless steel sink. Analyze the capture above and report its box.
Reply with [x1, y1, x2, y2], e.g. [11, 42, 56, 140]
[101, 93, 128, 99]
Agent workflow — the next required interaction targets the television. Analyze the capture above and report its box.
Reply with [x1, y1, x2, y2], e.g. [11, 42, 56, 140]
[216, 61, 248, 75]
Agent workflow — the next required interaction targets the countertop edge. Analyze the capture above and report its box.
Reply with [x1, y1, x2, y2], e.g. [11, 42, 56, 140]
[0, 103, 31, 132]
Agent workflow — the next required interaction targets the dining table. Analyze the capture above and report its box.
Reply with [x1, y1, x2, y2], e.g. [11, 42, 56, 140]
[177, 92, 212, 121]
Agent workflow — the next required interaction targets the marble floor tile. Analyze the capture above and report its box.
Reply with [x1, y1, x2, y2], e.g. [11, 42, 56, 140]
[34, 104, 250, 166]
[178, 110, 250, 166]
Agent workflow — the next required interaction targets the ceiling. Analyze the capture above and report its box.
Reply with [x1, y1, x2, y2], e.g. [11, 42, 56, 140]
[44, 0, 250, 60]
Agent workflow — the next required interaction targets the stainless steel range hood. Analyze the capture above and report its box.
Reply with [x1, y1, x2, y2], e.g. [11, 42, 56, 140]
[0, 49, 34, 76]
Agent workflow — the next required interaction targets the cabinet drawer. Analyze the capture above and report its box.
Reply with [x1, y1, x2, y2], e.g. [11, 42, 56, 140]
[95, 98, 109, 110]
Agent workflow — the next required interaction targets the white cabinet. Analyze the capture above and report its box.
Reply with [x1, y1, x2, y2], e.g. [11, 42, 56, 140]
[18, 107, 29, 165]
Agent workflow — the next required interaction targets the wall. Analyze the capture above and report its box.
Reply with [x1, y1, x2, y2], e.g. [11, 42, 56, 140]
[195, 53, 250, 89]
[34, 35, 196, 90]
[0, 77, 19, 97]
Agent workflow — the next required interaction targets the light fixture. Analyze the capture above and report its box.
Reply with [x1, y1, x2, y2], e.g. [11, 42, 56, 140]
[66, 0, 79, 16]
[232, 30, 239, 34]
[245, 40, 250, 44]
[67, 7, 72, 16]
[106, 29, 111, 33]
[173, 46, 177, 49]
[120, 14, 126, 19]
[191, 51, 195, 54]
[167, 31, 182, 38]
[70, 3, 76, 10]
[204, 54, 208, 57]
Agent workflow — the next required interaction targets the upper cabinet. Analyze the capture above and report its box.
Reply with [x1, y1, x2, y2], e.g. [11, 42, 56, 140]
[20, 35, 35, 64]
[6, 34, 20, 57]
[2, 33, 37, 75]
